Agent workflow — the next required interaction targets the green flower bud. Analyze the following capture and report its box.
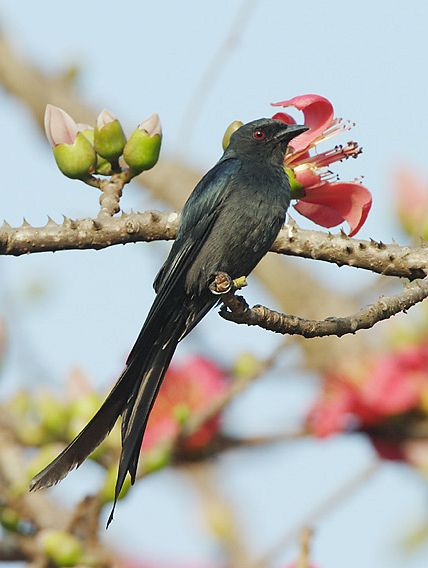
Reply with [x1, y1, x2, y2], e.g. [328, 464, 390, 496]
[0, 508, 20, 532]
[53, 132, 97, 179]
[285, 166, 305, 199]
[40, 530, 83, 567]
[78, 125, 112, 175]
[99, 465, 131, 505]
[94, 109, 127, 162]
[233, 352, 262, 379]
[123, 113, 162, 173]
[222, 120, 243, 150]
[35, 394, 69, 438]
[16, 419, 47, 446]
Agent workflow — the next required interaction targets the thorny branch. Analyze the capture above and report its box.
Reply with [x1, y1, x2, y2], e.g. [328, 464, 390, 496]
[0, 211, 427, 280]
[2, 198, 428, 339]
[217, 277, 428, 338]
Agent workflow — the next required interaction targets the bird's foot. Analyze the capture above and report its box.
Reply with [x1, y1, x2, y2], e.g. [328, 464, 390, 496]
[209, 272, 233, 295]
[209, 272, 247, 295]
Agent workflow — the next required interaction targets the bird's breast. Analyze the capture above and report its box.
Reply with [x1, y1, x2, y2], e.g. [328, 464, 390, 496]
[185, 165, 290, 296]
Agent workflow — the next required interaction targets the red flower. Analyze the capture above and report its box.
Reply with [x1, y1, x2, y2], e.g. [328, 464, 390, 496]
[307, 343, 428, 439]
[306, 373, 358, 437]
[272, 94, 372, 236]
[143, 357, 228, 452]
[358, 344, 428, 418]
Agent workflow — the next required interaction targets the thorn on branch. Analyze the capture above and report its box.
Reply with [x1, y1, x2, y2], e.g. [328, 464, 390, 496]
[216, 278, 428, 338]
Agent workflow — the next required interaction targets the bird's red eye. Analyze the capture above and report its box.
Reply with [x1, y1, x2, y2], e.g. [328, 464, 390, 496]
[252, 129, 266, 141]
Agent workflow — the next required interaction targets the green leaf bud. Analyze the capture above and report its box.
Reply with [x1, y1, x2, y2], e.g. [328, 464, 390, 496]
[78, 125, 112, 175]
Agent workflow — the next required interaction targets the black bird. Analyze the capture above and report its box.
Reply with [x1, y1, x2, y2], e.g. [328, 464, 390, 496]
[30, 118, 308, 525]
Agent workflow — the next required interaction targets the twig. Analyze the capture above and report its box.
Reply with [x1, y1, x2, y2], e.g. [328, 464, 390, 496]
[187, 463, 251, 568]
[0, 538, 30, 561]
[204, 429, 308, 454]
[0, 431, 70, 531]
[175, 0, 258, 156]
[218, 278, 428, 337]
[252, 461, 381, 568]
[179, 338, 290, 442]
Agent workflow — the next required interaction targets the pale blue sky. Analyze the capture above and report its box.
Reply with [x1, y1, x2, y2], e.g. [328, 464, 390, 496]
[0, 1, 428, 567]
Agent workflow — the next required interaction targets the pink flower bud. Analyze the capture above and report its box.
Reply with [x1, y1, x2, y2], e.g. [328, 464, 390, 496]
[76, 123, 93, 132]
[96, 108, 117, 129]
[138, 113, 162, 137]
[123, 113, 162, 173]
[44, 104, 78, 147]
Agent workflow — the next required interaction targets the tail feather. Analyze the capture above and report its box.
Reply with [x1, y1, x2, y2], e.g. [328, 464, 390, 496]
[29, 358, 141, 491]
[30, 280, 197, 528]
[107, 318, 186, 527]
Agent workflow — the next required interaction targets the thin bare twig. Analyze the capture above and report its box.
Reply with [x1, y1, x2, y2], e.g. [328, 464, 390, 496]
[252, 461, 381, 568]
[178, 338, 290, 449]
[175, 0, 258, 156]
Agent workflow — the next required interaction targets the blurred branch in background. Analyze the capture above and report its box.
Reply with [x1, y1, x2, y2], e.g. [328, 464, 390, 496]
[252, 461, 381, 568]
[175, 0, 258, 157]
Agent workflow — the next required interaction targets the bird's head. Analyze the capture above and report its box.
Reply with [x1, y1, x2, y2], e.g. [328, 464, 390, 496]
[225, 118, 308, 165]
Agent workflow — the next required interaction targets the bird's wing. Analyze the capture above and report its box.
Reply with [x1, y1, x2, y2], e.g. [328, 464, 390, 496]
[154, 156, 241, 293]
[126, 156, 241, 365]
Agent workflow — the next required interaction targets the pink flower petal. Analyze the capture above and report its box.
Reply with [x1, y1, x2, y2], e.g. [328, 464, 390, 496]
[96, 108, 116, 129]
[272, 111, 296, 125]
[294, 182, 372, 236]
[307, 390, 355, 437]
[295, 170, 324, 189]
[294, 200, 345, 229]
[359, 345, 428, 416]
[139, 113, 162, 137]
[272, 94, 334, 153]
[44, 104, 78, 147]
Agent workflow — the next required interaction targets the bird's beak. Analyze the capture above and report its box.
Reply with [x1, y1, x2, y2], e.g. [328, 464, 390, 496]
[274, 123, 309, 142]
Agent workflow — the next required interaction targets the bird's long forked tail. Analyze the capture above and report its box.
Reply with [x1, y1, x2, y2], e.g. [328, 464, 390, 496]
[30, 309, 188, 527]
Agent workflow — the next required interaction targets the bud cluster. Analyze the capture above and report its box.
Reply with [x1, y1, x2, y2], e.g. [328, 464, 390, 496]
[44, 104, 162, 181]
